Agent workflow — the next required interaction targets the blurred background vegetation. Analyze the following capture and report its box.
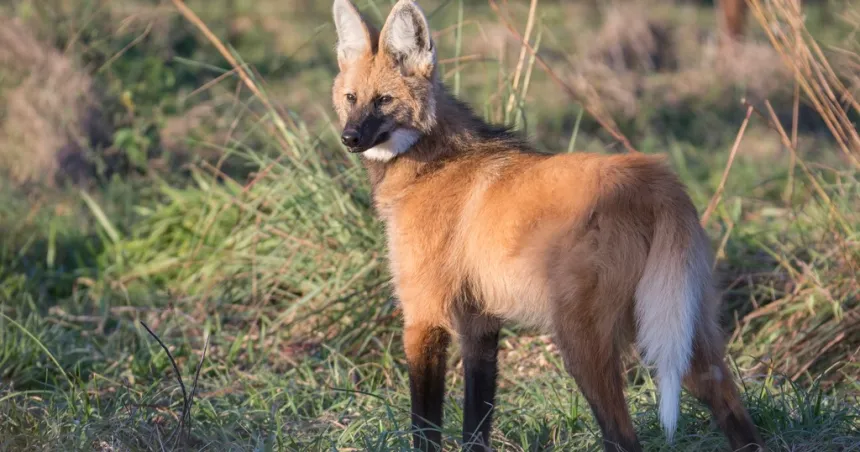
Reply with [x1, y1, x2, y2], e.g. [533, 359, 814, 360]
[0, 0, 857, 450]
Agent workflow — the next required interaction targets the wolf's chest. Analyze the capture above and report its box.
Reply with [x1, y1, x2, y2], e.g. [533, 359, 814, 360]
[382, 202, 554, 329]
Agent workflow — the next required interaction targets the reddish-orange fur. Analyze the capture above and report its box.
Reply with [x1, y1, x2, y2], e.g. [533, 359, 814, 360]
[331, 1, 765, 451]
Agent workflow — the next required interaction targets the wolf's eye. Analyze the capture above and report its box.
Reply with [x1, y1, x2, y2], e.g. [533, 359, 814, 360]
[345, 93, 357, 105]
[377, 95, 393, 106]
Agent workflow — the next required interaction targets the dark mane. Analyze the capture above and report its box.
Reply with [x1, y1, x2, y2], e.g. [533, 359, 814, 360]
[438, 84, 540, 155]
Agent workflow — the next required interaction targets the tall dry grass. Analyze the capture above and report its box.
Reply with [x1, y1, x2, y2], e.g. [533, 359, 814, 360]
[749, 0, 859, 165]
[717, 0, 860, 384]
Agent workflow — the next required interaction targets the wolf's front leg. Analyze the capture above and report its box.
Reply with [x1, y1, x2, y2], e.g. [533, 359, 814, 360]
[404, 322, 450, 451]
[457, 314, 502, 452]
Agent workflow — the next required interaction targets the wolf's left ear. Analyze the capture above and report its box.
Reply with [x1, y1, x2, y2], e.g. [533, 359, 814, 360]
[333, 0, 375, 69]
[380, 0, 436, 78]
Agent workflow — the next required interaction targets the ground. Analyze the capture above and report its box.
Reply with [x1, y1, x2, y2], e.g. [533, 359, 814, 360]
[0, 0, 858, 451]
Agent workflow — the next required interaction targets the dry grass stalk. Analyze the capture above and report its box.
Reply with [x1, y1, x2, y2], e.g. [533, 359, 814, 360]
[504, 0, 538, 119]
[748, 0, 860, 168]
[169, 0, 300, 157]
[701, 106, 753, 226]
[488, 0, 640, 154]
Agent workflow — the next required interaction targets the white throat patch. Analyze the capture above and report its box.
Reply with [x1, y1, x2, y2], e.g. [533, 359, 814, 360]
[361, 129, 421, 162]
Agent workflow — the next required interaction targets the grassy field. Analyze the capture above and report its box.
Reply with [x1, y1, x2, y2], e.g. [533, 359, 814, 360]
[1, 0, 858, 450]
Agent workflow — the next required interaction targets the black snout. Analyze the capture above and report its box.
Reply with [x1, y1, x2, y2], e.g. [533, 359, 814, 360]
[341, 129, 361, 147]
[340, 112, 387, 153]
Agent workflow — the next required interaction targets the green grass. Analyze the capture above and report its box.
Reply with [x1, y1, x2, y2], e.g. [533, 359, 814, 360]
[1, 0, 859, 450]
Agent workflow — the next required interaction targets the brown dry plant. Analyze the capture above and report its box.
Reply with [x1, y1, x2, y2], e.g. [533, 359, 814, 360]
[0, 18, 110, 186]
[749, 0, 860, 166]
[719, 0, 860, 385]
[590, 3, 677, 74]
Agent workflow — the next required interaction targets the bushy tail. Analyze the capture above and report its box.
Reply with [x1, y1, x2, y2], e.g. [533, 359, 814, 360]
[634, 210, 709, 442]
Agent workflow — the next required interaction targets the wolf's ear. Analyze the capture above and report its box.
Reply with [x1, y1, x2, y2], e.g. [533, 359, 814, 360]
[333, 0, 374, 69]
[380, 0, 435, 78]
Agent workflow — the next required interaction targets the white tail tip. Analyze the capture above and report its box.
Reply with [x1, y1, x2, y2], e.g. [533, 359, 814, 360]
[658, 370, 681, 442]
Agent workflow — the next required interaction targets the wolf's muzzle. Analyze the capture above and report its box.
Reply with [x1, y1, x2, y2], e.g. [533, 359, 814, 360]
[341, 128, 390, 153]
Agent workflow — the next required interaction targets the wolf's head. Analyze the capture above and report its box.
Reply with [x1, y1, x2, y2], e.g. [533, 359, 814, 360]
[331, 0, 438, 161]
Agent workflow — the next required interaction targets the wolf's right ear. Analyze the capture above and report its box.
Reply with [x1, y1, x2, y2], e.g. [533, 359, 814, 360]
[333, 0, 374, 69]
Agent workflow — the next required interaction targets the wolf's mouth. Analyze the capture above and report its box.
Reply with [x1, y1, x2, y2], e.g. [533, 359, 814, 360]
[373, 131, 391, 146]
[347, 131, 391, 153]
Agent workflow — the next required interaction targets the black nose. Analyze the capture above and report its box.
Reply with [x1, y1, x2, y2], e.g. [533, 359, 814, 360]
[341, 129, 361, 147]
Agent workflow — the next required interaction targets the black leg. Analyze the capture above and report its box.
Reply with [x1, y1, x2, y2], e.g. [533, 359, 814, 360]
[461, 324, 501, 451]
[683, 330, 766, 452]
[404, 324, 450, 451]
[553, 323, 642, 452]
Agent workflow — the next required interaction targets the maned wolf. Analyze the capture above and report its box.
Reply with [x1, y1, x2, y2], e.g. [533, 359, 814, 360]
[330, 1, 765, 451]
